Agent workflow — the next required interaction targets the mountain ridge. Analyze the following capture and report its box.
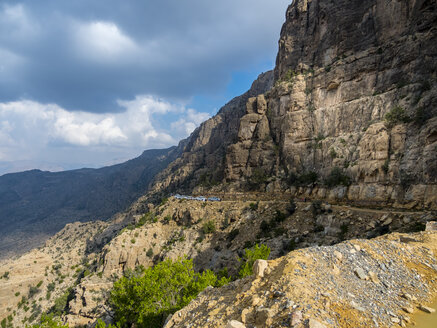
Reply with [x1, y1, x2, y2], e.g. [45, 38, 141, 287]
[0, 147, 180, 259]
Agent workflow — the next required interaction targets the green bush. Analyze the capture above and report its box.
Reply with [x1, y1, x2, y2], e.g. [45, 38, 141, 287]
[136, 212, 156, 228]
[289, 171, 318, 186]
[109, 258, 227, 328]
[248, 202, 259, 211]
[28, 286, 40, 298]
[146, 248, 154, 258]
[299, 171, 318, 185]
[384, 106, 411, 128]
[288, 199, 297, 215]
[274, 210, 287, 223]
[26, 314, 69, 327]
[49, 288, 73, 316]
[238, 244, 271, 278]
[202, 221, 216, 234]
[324, 167, 351, 187]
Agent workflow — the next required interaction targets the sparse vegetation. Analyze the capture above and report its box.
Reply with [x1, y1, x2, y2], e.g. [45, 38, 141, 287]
[202, 221, 216, 234]
[384, 106, 411, 128]
[249, 202, 259, 211]
[324, 167, 351, 187]
[27, 313, 69, 327]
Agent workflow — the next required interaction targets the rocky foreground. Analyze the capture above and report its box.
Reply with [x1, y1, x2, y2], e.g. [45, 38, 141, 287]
[165, 230, 437, 328]
[0, 196, 435, 327]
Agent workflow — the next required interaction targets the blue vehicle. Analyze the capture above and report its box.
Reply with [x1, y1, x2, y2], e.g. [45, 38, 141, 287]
[208, 197, 221, 202]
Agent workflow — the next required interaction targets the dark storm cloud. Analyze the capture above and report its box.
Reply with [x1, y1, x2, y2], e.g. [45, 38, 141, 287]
[0, 0, 290, 113]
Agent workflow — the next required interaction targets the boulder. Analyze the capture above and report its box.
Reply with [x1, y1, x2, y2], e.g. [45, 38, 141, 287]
[253, 259, 268, 278]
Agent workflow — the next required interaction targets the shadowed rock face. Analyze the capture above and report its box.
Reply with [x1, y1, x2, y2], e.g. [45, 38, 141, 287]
[0, 147, 179, 258]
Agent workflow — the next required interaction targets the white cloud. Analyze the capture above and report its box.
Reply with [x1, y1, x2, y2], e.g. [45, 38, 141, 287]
[0, 97, 210, 164]
[72, 21, 138, 62]
[171, 109, 210, 135]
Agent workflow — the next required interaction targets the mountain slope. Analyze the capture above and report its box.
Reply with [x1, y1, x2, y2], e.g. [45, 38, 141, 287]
[0, 147, 180, 258]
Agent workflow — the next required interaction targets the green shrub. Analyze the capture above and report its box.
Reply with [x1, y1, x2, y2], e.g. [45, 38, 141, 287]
[163, 215, 172, 224]
[146, 248, 154, 258]
[259, 220, 271, 233]
[384, 106, 411, 128]
[109, 258, 225, 328]
[160, 197, 168, 206]
[324, 167, 351, 187]
[339, 224, 349, 240]
[47, 282, 55, 292]
[298, 171, 318, 185]
[288, 199, 297, 215]
[202, 221, 216, 234]
[28, 286, 40, 298]
[27, 314, 69, 327]
[49, 288, 73, 316]
[329, 148, 337, 158]
[238, 244, 271, 278]
[1, 272, 9, 280]
[248, 202, 258, 211]
[136, 212, 156, 228]
[274, 210, 287, 223]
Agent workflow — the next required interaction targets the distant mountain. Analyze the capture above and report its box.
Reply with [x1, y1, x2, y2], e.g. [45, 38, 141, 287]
[0, 147, 180, 258]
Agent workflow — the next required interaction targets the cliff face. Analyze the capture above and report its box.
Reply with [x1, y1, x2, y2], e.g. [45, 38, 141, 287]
[149, 71, 274, 196]
[223, 0, 437, 208]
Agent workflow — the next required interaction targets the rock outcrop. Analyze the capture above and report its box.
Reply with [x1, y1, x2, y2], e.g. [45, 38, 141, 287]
[164, 231, 437, 328]
[224, 0, 437, 208]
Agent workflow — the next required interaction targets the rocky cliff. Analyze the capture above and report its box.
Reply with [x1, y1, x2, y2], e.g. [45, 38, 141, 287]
[149, 71, 274, 196]
[148, 0, 437, 209]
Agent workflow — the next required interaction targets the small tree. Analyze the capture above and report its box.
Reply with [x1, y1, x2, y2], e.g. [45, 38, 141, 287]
[110, 258, 226, 328]
[238, 244, 271, 278]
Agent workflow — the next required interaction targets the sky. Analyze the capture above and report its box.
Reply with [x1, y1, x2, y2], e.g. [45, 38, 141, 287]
[0, 0, 291, 175]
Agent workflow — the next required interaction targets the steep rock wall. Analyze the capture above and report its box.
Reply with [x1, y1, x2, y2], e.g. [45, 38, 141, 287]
[225, 0, 437, 208]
